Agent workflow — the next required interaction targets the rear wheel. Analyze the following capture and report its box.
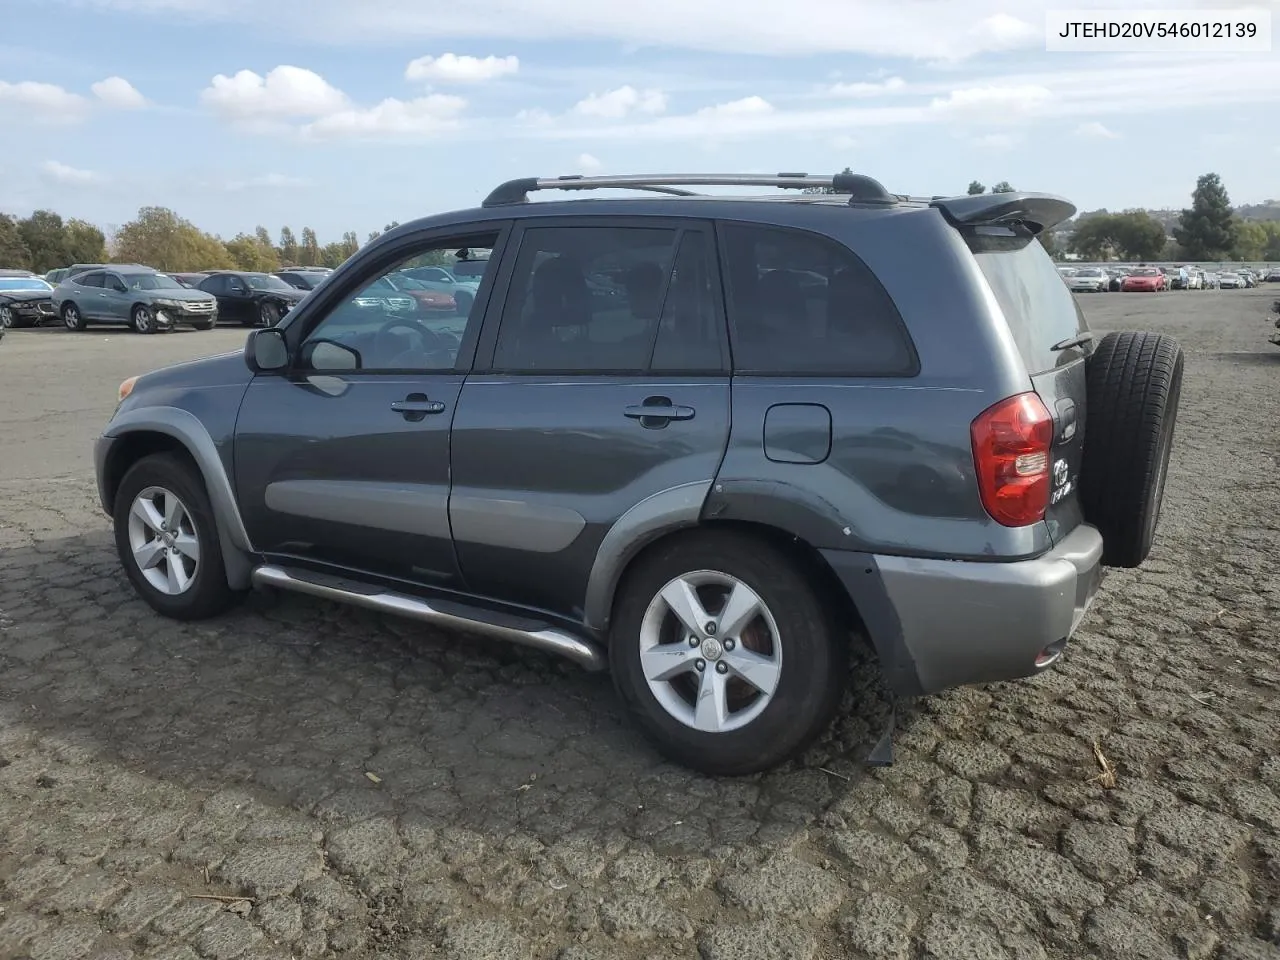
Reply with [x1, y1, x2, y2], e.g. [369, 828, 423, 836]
[1080, 331, 1184, 568]
[62, 302, 87, 331]
[609, 530, 847, 776]
[113, 453, 241, 620]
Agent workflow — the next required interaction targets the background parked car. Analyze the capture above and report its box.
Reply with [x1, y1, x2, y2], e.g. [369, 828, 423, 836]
[1121, 266, 1166, 292]
[52, 266, 218, 333]
[397, 264, 480, 314]
[196, 270, 305, 326]
[168, 272, 211, 289]
[1105, 267, 1129, 291]
[1265, 268, 1280, 282]
[0, 270, 57, 329]
[1218, 271, 1244, 290]
[1066, 266, 1110, 293]
[275, 268, 331, 291]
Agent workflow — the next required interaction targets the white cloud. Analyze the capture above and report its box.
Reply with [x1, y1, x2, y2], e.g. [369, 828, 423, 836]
[576, 152, 602, 173]
[514, 107, 554, 126]
[697, 96, 773, 118]
[201, 65, 349, 120]
[405, 53, 518, 83]
[573, 85, 667, 119]
[0, 80, 89, 121]
[1075, 121, 1120, 139]
[832, 134, 857, 151]
[970, 13, 1039, 48]
[929, 84, 1053, 116]
[825, 77, 906, 98]
[42, 160, 102, 184]
[91, 76, 146, 109]
[300, 94, 466, 140]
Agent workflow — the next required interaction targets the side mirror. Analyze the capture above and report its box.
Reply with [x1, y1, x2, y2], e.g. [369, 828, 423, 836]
[245, 327, 289, 373]
[300, 338, 361, 372]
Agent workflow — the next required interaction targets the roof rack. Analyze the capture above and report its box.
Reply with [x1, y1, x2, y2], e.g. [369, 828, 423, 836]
[481, 172, 897, 208]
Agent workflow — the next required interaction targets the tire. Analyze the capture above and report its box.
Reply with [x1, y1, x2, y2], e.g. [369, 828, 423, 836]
[1079, 331, 1184, 569]
[257, 301, 280, 327]
[192, 319, 214, 331]
[0, 305, 28, 329]
[62, 302, 87, 331]
[131, 304, 158, 334]
[112, 452, 241, 620]
[609, 530, 848, 776]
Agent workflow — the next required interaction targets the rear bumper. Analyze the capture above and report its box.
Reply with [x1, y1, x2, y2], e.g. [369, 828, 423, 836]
[823, 524, 1104, 697]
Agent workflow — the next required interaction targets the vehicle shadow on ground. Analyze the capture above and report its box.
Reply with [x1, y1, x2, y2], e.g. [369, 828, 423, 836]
[0, 530, 908, 856]
[1209, 351, 1280, 367]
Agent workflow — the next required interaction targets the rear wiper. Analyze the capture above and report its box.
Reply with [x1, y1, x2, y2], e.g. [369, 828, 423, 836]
[1051, 332, 1094, 352]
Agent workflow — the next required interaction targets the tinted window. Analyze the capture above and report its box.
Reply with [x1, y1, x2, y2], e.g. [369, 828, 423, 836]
[494, 225, 715, 373]
[105, 274, 128, 292]
[721, 224, 916, 376]
[649, 232, 725, 372]
[968, 231, 1087, 374]
[300, 234, 497, 372]
[77, 271, 105, 288]
[125, 273, 182, 290]
[198, 275, 226, 294]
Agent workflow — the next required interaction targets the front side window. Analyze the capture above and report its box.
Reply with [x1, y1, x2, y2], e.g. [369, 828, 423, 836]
[299, 234, 498, 373]
[720, 223, 917, 377]
[492, 225, 723, 373]
[126, 273, 182, 291]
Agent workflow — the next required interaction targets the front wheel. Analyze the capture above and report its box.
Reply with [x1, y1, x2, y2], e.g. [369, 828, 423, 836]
[609, 530, 847, 776]
[0, 306, 24, 329]
[257, 301, 280, 327]
[113, 453, 241, 620]
[132, 304, 158, 334]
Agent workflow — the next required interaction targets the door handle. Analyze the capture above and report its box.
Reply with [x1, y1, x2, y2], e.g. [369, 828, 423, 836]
[391, 393, 446, 421]
[624, 396, 695, 428]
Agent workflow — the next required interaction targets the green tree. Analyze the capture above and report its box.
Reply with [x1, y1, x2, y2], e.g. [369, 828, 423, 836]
[341, 231, 360, 257]
[967, 181, 986, 195]
[991, 181, 1015, 194]
[17, 210, 68, 272]
[367, 229, 382, 244]
[114, 206, 234, 271]
[279, 226, 298, 265]
[319, 242, 350, 268]
[299, 227, 320, 266]
[1232, 220, 1267, 260]
[254, 225, 273, 249]
[1113, 211, 1167, 261]
[1173, 173, 1236, 261]
[1262, 222, 1280, 261]
[0, 213, 32, 269]
[62, 219, 107, 264]
[224, 233, 281, 272]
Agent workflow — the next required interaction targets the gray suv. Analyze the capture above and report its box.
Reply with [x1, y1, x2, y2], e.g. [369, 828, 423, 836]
[54, 265, 218, 333]
[92, 173, 1183, 775]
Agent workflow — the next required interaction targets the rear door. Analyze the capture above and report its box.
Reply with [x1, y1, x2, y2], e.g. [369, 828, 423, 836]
[967, 234, 1088, 544]
[449, 217, 731, 618]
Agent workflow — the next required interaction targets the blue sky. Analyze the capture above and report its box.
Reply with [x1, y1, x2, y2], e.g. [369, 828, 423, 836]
[1, 0, 1277, 245]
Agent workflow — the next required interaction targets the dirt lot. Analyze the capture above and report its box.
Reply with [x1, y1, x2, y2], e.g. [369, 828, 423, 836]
[2, 290, 1279, 960]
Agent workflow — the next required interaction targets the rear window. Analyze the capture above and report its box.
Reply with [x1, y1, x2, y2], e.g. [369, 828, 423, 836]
[968, 231, 1087, 374]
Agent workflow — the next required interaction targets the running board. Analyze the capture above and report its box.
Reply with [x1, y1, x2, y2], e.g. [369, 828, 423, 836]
[251, 564, 607, 671]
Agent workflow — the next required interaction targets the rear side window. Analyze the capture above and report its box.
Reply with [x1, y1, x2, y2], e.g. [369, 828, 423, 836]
[968, 232, 1087, 374]
[77, 271, 105, 288]
[720, 223, 917, 377]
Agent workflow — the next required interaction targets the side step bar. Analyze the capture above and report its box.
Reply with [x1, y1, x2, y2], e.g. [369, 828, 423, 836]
[251, 564, 607, 672]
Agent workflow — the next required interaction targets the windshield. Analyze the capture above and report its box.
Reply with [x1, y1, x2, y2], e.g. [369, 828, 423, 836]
[0, 277, 52, 291]
[245, 274, 293, 291]
[388, 276, 428, 290]
[289, 273, 324, 288]
[1132, 268, 1159, 276]
[1075, 268, 1103, 277]
[126, 273, 183, 290]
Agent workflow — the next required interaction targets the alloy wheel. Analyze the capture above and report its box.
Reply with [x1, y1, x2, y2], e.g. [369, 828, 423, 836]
[126, 485, 200, 595]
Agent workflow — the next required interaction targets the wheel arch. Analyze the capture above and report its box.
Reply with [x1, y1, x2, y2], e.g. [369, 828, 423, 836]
[100, 407, 256, 589]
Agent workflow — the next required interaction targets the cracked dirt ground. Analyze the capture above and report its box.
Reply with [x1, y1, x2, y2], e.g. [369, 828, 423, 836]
[1, 291, 1279, 960]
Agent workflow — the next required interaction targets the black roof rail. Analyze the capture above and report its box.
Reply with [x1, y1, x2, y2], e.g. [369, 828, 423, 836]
[481, 172, 896, 207]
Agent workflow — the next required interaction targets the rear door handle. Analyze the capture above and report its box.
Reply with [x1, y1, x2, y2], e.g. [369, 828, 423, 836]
[624, 396, 695, 428]
[391, 393, 446, 421]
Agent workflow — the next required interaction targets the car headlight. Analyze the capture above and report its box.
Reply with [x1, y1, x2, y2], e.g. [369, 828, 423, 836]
[152, 299, 180, 309]
[118, 376, 138, 403]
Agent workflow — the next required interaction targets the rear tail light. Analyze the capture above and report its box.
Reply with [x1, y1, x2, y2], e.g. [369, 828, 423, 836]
[971, 392, 1054, 527]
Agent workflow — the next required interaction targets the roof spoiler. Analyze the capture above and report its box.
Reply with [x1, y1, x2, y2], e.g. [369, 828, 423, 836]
[930, 193, 1076, 236]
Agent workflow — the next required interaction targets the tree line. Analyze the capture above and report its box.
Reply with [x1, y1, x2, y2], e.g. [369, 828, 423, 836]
[0, 206, 404, 275]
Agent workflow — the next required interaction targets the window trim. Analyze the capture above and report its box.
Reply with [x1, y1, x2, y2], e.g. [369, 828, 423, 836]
[268, 221, 513, 378]
[713, 218, 921, 380]
[471, 215, 730, 378]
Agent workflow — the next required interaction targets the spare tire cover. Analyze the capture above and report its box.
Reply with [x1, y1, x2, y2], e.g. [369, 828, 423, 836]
[1078, 330, 1184, 568]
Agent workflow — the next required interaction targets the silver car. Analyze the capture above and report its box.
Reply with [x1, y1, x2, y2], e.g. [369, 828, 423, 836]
[1218, 272, 1244, 290]
[52, 266, 219, 333]
[1066, 266, 1110, 293]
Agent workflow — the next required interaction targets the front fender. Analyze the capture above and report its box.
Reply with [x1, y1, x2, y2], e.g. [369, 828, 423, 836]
[98, 405, 256, 589]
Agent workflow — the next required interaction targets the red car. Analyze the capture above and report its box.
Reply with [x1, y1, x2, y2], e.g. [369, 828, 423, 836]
[1121, 267, 1166, 292]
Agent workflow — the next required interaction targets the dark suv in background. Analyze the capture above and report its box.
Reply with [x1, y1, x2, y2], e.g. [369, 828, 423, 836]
[93, 172, 1183, 775]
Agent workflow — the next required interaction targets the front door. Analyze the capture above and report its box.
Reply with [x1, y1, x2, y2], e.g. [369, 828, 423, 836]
[233, 226, 509, 588]
[449, 218, 732, 618]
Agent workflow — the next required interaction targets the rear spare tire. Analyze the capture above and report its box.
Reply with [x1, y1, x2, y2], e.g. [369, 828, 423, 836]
[1079, 330, 1183, 568]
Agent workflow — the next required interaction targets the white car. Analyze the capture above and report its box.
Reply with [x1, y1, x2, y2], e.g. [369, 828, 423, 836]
[1066, 266, 1110, 293]
[1218, 272, 1244, 289]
